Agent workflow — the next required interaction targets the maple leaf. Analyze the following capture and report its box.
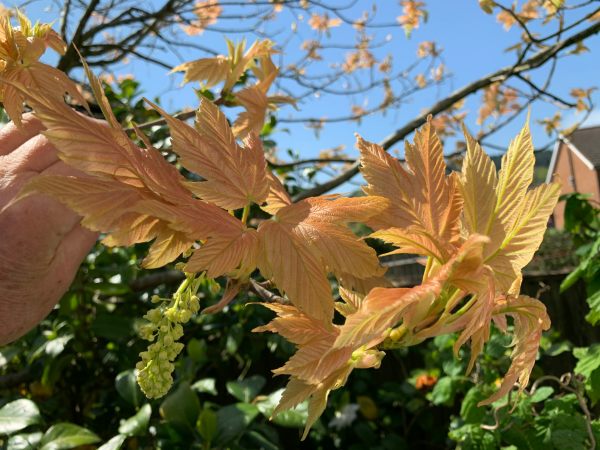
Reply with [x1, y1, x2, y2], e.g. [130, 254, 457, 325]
[257, 195, 388, 322]
[259, 239, 479, 412]
[570, 87, 595, 112]
[460, 126, 498, 236]
[333, 235, 488, 350]
[148, 99, 270, 210]
[232, 73, 274, 138]
[479, 295, 550, 405]
[185, 229, 260, 278]
[497, 9, 517, 30]
[0, 13, 87, 125]
[461, 121, 561, 290]
[446, 269, 496, 373]
[232, 71, 295, 139]
[486, 181, 561, 289]
[479, 0, 495, 14]
[416, 41, 440, 58]
[254, 237, 487, 439]
[358, 117, 463, 263]
[336, 286, 364, 317]
[261, 171, 292, 215]
[9, 60, 242, 269]
[171, 38, 274, 91]
[231, 53, 295, 138]
[253, 303, 383, 440]
[257, 220, 334, 322]
[477, 83, 520, 125]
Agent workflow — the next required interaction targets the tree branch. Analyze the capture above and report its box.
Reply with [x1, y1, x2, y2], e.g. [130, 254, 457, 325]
[57, 0, 100, 73]
[292, 20, 600, 201]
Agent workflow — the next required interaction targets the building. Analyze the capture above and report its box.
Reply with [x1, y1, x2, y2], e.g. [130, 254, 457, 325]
[547, 125, 600, 228]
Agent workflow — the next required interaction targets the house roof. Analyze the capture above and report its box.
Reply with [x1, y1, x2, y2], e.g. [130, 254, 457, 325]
[566, 125, 600, 168]
[546, 125, 600, 183]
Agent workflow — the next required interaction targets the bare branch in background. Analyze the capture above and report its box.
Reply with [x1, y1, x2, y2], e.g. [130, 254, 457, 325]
[294, 19, 600, 201]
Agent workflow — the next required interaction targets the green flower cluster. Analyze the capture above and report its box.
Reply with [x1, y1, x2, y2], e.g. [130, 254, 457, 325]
[136, 273, 202, 398]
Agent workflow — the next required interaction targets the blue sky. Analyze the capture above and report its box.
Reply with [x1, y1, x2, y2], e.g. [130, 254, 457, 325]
[19, 1, 600, 182]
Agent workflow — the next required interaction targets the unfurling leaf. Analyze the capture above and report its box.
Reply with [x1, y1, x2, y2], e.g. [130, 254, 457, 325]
[260, 118, 558, 436]
[478, 295, 550, 405]
[148, 99, 270, 210]
[358, 117, 463, 263]
[171, 39, 274, 91]
[0, 14, 87, 125]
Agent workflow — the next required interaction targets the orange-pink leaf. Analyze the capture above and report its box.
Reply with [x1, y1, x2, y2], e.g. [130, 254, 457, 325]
[479, 295, 550, 405]
[257, 220, 333, 322]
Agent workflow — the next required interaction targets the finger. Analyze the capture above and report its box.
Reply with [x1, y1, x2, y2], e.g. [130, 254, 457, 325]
[4, 134, 59, 173]
[50, 224, 98, 288]
[0, 114, 45, 156]
[0, 225, 96, 346]
[0, 159, 76, 207]
[0, 161, 91, 260]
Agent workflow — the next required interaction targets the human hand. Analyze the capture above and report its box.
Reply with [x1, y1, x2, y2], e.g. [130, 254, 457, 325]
[0, 114, 97, 345]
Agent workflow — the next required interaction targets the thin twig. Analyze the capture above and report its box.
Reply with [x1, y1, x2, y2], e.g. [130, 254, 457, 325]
[292, 20, 600, 201]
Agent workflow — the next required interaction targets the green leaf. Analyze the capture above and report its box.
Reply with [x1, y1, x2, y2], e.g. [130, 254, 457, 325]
[187, 338, 208, 365]
[574, 344, 600, 377]
[449, 424, 496, 449]
[196, 408, 218, 443]
[30, 336, 73, 361]
[587, 368, 600, 405]
[0, 399, 42, 435]
[39, 423, 100, 450]
[97, 435, 127, 450]
[160, 382, 200, 430]
[226, 375, 266, 402]
[115, 370, 142, 408]
[560, 265, 584, 292]
[529, 386, 554, 403]
[91, 313, 134, 341]
[6, 432, 43, 450]
[460, 387, 487, 424]
[118, 404, 151, 436]
[585, 290, 600, 325]
[546, 413, 589, 450]
[429, 377, 458, 406]
[191, 378, 217, 396]
[245, 430, 280, 450]
[215, 403, 259, 445]
[225, 324, 243, 355]
[256, 389, 308, 428]
[545, 341, 572, 357]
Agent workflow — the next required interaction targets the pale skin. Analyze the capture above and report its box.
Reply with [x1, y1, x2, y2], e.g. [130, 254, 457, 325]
[0, 114, 97, 345]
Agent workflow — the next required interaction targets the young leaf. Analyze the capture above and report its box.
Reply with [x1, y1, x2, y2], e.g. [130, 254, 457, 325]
[460, 126, 497, 236]
[334, 235, 487, 350]
[0, 15, 87, 125]
[257, 220, 333, 322]
[486, 182, 561, 289]
[357, 118, 462, 262]
[479, 295, 550, 405]
[171, 39, 274, 92]
[149, 99, 270, 210]
[184, 228, 260, 278]
[275, 195, 388, 282]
